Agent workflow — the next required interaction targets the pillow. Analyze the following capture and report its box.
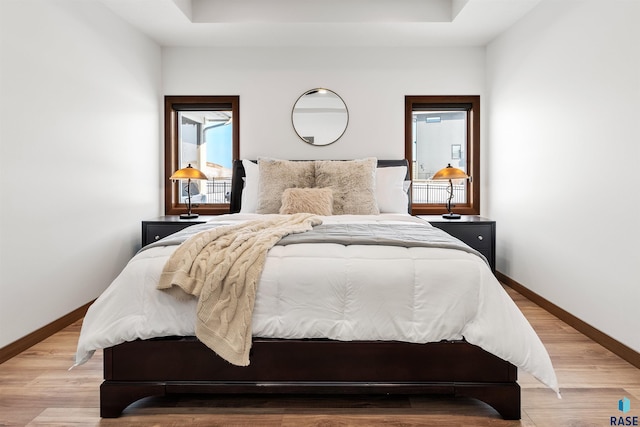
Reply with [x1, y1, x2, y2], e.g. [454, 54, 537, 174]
[256, 158, 315, 214]
[240, 159, 259, 213]
[279, 187, 333, 215]
[314, 158, 379, 215]
[376, 166, 409, 213]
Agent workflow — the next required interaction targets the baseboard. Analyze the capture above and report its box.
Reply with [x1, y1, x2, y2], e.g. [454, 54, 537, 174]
[0, 301, 93, 364]
[497, 271, 640, 370]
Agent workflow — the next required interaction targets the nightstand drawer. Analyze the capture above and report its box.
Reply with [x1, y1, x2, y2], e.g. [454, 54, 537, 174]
[143, 224, 194, 246]
[141, 216, 214, 247]
[436, 224, 492, 250]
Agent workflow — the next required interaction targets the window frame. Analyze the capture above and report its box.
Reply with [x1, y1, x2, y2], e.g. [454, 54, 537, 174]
[404, 95, 480, 216]
[164, 95, 240, 216]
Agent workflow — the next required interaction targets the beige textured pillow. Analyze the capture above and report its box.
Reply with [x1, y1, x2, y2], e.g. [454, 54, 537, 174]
[256, 158, 315, 214]
[314, 158, 379, 215]
[279, 188, 333, 215]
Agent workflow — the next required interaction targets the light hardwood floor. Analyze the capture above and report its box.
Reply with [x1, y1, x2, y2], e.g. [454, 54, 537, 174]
[1, 285, 639, 426]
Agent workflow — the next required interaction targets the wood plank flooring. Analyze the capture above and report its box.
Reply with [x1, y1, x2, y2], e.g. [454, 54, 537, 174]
[1, 285, 639, 426]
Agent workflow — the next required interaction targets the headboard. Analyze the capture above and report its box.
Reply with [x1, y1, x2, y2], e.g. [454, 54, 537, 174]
[229, 159, 410, 214]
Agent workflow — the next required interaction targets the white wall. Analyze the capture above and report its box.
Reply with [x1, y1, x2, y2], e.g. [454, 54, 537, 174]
[162, 46, 485, 161]
[0, 1, 162, 348]
[486, 1, 640, 352]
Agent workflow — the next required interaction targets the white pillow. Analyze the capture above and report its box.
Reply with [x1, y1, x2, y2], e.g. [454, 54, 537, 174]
[376, 166, 409, 213]
[240, 159, 259, 213]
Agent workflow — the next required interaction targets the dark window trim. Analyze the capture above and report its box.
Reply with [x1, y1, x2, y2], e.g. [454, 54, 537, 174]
[164, 95, 240, 216]
[404, 95, 480, 216]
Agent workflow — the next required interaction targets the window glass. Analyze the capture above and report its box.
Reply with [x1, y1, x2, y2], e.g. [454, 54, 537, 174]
[412, 110, 468, 205]
[178, 111, 233, 204]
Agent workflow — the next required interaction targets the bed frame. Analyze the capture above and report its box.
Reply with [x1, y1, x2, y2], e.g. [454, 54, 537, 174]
[99, 159, 521, 419]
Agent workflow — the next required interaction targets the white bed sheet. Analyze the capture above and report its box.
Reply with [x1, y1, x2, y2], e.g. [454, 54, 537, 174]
[73, 213, 559, 394]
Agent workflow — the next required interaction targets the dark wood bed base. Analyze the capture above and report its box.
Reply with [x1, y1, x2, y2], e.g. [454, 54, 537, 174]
[101, 337, 520, 419]
[99, 159, 520, 419]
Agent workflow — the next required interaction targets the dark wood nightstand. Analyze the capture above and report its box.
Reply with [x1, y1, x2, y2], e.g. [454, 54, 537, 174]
[418, 215, 496, 273]
[141, 216, 216, 247]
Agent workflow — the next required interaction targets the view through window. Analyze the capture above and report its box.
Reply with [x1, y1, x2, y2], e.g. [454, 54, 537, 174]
[412, 110, 468, 205]
[178, 111, 233, 204]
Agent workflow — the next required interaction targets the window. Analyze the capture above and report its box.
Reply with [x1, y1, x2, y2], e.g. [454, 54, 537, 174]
[405, 96, 480, 215]
[165, 96, 239, 215]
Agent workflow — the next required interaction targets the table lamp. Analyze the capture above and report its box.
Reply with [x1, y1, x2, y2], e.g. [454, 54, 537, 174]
[170, 164, 208, 219]
[432, 163, 469, 219]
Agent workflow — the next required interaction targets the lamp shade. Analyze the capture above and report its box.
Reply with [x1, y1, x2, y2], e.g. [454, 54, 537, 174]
[170, 164, 208, 181]
[432, 163, 468, 180]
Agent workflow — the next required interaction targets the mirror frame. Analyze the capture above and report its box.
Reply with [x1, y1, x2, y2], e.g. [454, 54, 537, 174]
[291, 88, 349, 146]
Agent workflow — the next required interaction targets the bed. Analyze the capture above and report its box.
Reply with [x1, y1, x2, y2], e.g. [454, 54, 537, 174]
[74, 158, 559, 419]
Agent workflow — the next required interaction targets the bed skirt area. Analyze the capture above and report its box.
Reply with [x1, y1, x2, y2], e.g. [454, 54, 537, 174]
[101, 337, 521, 419]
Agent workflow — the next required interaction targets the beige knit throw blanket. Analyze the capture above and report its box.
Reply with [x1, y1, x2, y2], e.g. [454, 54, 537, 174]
[157, 213, 322, 366]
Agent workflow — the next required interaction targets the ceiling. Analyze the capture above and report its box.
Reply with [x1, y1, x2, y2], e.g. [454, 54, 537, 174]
[100, 0, 541, 47]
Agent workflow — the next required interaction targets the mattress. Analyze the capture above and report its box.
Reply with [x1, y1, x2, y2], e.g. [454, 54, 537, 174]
[73, 213, 559, 394]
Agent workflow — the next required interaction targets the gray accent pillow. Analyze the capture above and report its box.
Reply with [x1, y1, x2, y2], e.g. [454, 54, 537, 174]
[256, 158, 315, 214]
[314, 158, 379, 215]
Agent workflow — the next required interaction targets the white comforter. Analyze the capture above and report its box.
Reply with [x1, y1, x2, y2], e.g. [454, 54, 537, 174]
[74, 214, 559, 393]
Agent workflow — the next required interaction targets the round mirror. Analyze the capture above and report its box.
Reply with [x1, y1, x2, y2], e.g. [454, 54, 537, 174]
[292, 88, 348, 146]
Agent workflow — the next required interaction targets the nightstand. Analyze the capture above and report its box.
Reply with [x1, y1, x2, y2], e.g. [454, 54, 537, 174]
[418, 215, 496, 273]
[141, 216, 215, 247]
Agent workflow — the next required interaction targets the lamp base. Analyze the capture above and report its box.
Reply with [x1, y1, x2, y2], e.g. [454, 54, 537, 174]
[179, 213, 199, 219]
[442, 213, 461, 219]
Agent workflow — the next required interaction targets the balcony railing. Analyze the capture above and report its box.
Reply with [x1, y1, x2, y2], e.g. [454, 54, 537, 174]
[411, 180, 466, 204]
[205, 178, 232, 204]
[191, 178, 465, 207]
